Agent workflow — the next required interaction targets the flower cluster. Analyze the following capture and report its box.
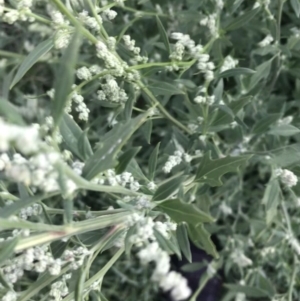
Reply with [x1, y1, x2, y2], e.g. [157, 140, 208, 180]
[123, 35, 147, 64]
[97, 75, 128, 103]
[230, 249, 253, 268]
[0, 152, 77, 195]
[200, 13, 218, 36]
[275, 169, 298, 188]
[1, 0, 34, 24]
[49, 274, 71, 301]
[194, 94, 215, 105]
[258, 34, 274, 47]
[78, 10, 100, 32]
[96, 41, 127, 75]
[170, 32, 214, 79]
[137, 242, 191, 301]
[220, 55, 239, 72]
[162, 150, 191, 173]
[0, 119, 40, 154]
[105, 169, 140, 191]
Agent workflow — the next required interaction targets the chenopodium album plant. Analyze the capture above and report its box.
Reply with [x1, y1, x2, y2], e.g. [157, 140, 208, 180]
[1, 0, 300, 300]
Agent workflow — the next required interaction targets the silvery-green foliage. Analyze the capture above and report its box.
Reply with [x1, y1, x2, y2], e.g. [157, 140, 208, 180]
[0, 0, 300, 300]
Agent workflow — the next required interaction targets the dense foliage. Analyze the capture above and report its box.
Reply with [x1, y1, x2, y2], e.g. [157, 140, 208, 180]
[1, 0, 300, 301]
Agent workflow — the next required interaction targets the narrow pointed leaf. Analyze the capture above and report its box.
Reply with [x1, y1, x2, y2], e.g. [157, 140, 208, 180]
[154, 228, 180, 257]
[176, 223, 192, 262]
[219, 68, 255, 78]
[158, 199, 214, 224]
[52, 32, 81, 127]
[152, 176, 183, 201]
[60, 113, 93, 161]
[0, 237, 18, 266]
[75, 267, 86, 301]
[78, 129, 93, 160]
[148, 142, 160, 181]
[195, 152, 252, 186]
[269, 124, 300, 137]
[225, 7, 260, 31]
[291, 0, 300, 17]
[156, 16, 171, 53]
[116, 147, 141, 174]
[0, 97, 25, 125]
[83, 113, 147, 180]
[187, 223, 218, 258]
[10, 38, 53, 88]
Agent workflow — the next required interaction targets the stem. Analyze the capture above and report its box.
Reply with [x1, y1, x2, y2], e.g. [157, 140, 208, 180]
[120, 5, 169, 18]
[281, 201, 292, 233]
[189, 273, 211, 301]
[62, 247, 124, 301]
[288, 255, 298, 301]
[51, 0, 98, 44]
[15, 212, 129, 251]
[138, 81, 193, 135]
[129, 60, 195, 70]
[276, 0, 285, 42]
[0, 50, 24, 59]
[44, 206, 126, 216]
[268, 0, 285, 93]
[85, 0, 107, 40]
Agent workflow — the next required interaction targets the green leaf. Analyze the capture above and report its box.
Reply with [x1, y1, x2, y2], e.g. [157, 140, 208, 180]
[2, 67, 17, 99]
[262, 179, 280, 211]
[291, 0, 300, 17]
[60, 113, 93, 161]
[224, 284, 270, 298]
[124, 85, 135, 120]
[187, 223, 218, 258]
[0, 97, 25, 125]
[225, 7, 261, 31]
[126, 158, 148, 182]
[270, 143, 300, 167]
[262, 179, 281, 225]
[211, 96, 251, 127]
[181, 262, 205, 272]
[83, 113, 147, 180]
[78, 129, 93, 160]
[124, 224, 137, 256]
[195, 152, 252, 186]
[148, 142, 160, 181]
[0, 270, 11, 289]
[142, 119, 152, 144]
[214, 79, 224, 102]
[257, 273, 276, 297]
[154, 228, 180, 257]
[249, 58, 273, 89]
[98, 292, 110, 301]
[63, 199, 73, 224]
[218, 68, 256, 78]
[158, 199, 214, 224]
[115, 147, 141, 174]
[156, 16, 171, 53]
[10, 38, 53, 88]
[252, 114, 280, 134]
[176, 223, 192, 262]
[52, 32, 81, 127]
[148, 81, 184, 96]
[269, 124, 300, 136]
[75, 267, 86, 301]
[0, 238, 18, 266]
[152, 176, 184, 201]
